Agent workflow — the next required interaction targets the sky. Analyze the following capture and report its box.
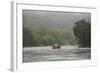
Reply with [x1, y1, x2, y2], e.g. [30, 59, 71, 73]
[23, 10, 91, 30]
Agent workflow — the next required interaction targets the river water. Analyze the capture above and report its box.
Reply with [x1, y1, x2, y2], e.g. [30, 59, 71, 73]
[23, 46, 91, 63]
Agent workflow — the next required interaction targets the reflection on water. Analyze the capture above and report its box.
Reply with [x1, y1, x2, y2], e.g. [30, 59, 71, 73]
[23, 46, 91, 63]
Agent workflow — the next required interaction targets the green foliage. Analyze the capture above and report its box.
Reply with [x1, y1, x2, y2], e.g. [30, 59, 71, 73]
[23, 27, 38, 47]
[73, 20, 91, 47]
[23, 26, 79, 47]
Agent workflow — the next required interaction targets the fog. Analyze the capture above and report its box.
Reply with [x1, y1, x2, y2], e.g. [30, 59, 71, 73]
[23, 10, 91, 30]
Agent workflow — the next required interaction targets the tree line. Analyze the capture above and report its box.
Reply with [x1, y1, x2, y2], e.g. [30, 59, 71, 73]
[23, 19, 91, 47]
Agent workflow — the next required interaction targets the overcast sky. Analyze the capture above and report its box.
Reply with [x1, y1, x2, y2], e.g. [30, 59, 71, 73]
[23, 10, 91, 30]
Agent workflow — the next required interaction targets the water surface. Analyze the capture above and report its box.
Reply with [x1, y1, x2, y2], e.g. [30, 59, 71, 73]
[23, 46, 91, 63]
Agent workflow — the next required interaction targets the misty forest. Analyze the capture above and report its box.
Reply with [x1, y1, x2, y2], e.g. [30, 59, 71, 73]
[23, 10, 91, 48]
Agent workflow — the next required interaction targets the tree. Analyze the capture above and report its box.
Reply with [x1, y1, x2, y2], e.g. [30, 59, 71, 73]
[73, 20, 91, 47]
[23, 27, 38, 47]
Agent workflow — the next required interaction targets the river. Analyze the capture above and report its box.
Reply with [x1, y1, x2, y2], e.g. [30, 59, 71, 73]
[23, 46, 91, 63]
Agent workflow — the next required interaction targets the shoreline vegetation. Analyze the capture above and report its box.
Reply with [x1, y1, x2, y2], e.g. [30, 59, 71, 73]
[23, 19, 91, 48]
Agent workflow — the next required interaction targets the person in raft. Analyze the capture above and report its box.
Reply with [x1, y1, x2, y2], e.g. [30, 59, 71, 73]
[52, 43, 61, 49]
